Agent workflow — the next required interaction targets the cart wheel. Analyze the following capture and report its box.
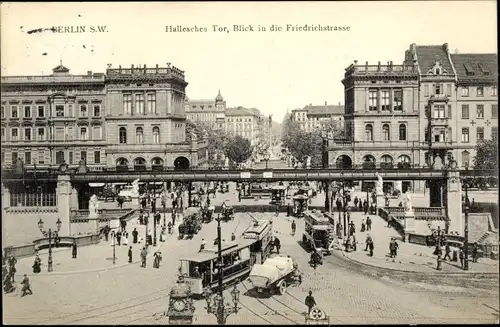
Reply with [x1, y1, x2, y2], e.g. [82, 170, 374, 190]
[278, 280, 287, 295]
[310, 307, 326, 320]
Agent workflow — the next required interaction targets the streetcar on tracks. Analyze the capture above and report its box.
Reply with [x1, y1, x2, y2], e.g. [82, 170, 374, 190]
[178, 220, 273, 296]
[271, 185, 287, 205]
[302, 210, 334, 256]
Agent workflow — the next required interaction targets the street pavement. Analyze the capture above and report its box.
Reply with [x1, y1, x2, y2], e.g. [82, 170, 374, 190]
[3, 183, 499, 325]
[335, 210, 499, 274]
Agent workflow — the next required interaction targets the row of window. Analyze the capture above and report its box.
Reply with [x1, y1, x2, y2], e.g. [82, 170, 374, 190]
[364, 124, 407, 141]
[460, 127, 497, 143]
[423, 84, 497, 97]
[2, 126, 102, 141]
[1, 104, 101, 119]
[10, 190, 57, 207]
[122, 93, 156, 115]
[227, 118, 252, 123]
[119, 126, 160, 144]
[10, 149, 102, 165]
[459, 86, 497, 97]
[368, 89, 403, 111]
[423, 126, 497, 143]
[461, 104, 497, 119]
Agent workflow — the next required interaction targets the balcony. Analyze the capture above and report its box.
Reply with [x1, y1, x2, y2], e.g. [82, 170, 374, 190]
[428, 94, 449, 102]
[328, 140, 421, 150]
[422, 141, 454, 149]
[429, 117, 450, 127]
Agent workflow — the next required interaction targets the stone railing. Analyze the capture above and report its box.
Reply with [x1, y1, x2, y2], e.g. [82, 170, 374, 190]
[378, 208, 405, 239]
[384, 206, 446, 216]
[5, 207, 58, 213]
[70, 208, 135, 221]
[3, 233, 102, 259]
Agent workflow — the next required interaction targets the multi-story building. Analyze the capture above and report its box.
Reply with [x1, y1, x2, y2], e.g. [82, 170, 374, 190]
[105, 64, 206, 170]
[225, 106, 261, 146]
[1, 63, 207, 172]
[338, 60, 420, 192]
[291, 102, 345, 133]
[450, 53, 498, 166]
[1, 62, 107, 170]
[331, 43, 498, 193]
[184, 90, 226, 131]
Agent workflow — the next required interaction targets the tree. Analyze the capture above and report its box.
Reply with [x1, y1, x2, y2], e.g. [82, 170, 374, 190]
[186, 120, 228, 164]
[473, 139, 498, 170]
[472, 139, 498, 188]
[225, 135, 253, 165]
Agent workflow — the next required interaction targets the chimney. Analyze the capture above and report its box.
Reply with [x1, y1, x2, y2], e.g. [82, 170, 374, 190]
[410, 43, 416, 54]
[156, 64, 159, 73]
[338, 102, 341, 106]
[131, 64, 134, 73]
[119, 65, 122, 73]
[443, 43, 449, 53]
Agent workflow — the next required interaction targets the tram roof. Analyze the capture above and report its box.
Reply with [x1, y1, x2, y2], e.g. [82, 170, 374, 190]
[180, 238, 256, 263]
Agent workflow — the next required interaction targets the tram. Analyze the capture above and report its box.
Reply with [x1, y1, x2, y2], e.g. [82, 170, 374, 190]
[302, 210, 334, 256]
[271, 185, 287, 205]
[178, 220, 273, 296]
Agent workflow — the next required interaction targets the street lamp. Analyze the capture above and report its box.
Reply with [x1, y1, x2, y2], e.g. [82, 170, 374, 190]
[203, 283, 240, 325]
[463, 162, 470, 271]
[264, 152, 270, 170]
[203, 213, 241, 324]
[37, 217, 62, 272]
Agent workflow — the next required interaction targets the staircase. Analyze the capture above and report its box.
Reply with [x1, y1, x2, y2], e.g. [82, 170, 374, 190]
[476, 231, 492, 244]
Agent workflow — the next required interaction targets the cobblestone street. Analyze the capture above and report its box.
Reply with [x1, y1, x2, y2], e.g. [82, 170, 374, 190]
[3, 194, 498, 324]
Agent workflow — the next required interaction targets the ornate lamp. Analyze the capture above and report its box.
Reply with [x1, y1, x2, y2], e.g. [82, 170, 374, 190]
[56, 218, 62, 231]
[59, 161, 69, 173]
[77, 159, 87, 174]
[230, 284, 240, 310]
[37, 218, 44, 231]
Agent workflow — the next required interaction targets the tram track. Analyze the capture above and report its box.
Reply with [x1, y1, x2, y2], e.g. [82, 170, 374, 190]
[240, 281, 299, 325]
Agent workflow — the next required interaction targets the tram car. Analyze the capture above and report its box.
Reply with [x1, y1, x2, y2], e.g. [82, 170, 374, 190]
[248, 256, 301, 295]
[302, 210, 334, 256]
[249, 183, 273, 199]
[178, 207, 203, 239]
[178, 220, 273, 296]
[271, 185, 287, 205]
[292, 194, 309, 217]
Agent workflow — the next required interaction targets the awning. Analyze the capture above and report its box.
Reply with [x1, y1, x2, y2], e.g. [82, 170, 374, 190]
[89, 183, 105, 187]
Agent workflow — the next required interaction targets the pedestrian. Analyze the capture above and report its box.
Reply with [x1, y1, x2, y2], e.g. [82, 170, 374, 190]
[389, 238, 399, 261]
[459, 247, 465, 268]
[443, 242, 452, 261]
[360, 219, 366, 232]
[123, 232, 129, 246]
[199, 238, 206, 252]
[71, 240, 78, 259]
[291, 220, 296, 236]
[171, 211, 176, 225]
[153, 252, 162, 269]
[274, 237, 281, 254]
[349, 222, 355, 236]
[140, 247, 148, 268]
[116, 231, 122, 246]
[120, 219, 127, 233]
[471, 243, 479, 263]
[275, 205, 280, 217]
[128, 246, 133, 263]
[103, 224, 111, 241]
[167, 221, 173, 234]
[365, 234, 372, 251]
[132, 228, 138, 244]
[238, 190, 242, 203]
[363, 201, 369, 215]
[386, 215, 392, 228]
[366, 216, 372, 231]
[354, 196, 359, 208]
[21, 274, 33, 297]
[8, 256, 17, 283]
[231, 233, 236, 241]
[368, 238, 374, 257]
[4, 273, 15, 294]
[32, 255, 41, 274]
[305, 291, 317, 316]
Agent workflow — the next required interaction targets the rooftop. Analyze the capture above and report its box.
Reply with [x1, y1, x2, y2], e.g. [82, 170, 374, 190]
[225, 106, 259, 117]
[292, 102, 344, 116]
[451, 53, 498, 83]
[414, 43, 454, 75]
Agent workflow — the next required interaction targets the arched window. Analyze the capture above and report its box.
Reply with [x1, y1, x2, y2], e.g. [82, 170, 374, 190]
[152, 126, 160, 144]
[365, 124, 373, 141]
[136, 127, 143, 144]
[398, 155, 411, 168]
[380, 155, 393, 169]
[462, 151, 470, 167]
[399, 124, 407, 141]
[382, 124, 390, 141]
[119, 127, 127, 144]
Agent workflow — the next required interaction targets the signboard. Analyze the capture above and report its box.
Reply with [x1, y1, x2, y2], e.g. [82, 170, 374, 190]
[240, 172, 251, 179]
[263, 171, 273, 179]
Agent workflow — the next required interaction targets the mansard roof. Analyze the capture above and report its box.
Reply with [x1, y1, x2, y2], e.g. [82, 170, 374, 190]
[451, 53, 498, 84]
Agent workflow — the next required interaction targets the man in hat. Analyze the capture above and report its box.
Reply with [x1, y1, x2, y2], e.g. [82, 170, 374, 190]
[140, 247, 148, 268]
[21, 274, 33, 297]
[305, 290, 317, 315]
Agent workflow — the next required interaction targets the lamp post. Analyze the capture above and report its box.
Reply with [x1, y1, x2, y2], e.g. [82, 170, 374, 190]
[435, 225, 443, 271]
[463, 162, 470, 271]
[37, 218, 62, 272]
[264, 152, 270, 170]
[203, 214, 240, 324]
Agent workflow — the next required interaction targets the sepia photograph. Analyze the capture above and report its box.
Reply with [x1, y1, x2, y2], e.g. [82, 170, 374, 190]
[1, 1, 498, 325]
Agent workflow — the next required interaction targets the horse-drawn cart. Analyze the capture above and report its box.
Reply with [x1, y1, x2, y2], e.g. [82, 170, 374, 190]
[178, 207, 202, 239]
[201, 205, 215, 223]
[248, 256, 301, 295]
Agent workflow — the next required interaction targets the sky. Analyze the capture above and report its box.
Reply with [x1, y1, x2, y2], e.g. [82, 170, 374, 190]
[1, 1, 497, 123]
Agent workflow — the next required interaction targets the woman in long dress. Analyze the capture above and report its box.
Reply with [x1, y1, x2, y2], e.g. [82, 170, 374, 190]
[123, 232, 129, 246]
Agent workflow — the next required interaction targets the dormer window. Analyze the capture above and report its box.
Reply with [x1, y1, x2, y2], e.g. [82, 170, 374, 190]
[435, 68, 441, 75]
[464, 63, 475, 76]
[478, 63, 490, 75]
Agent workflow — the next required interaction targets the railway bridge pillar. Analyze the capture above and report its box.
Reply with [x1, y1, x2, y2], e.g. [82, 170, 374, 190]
[446, 171, 463, 235]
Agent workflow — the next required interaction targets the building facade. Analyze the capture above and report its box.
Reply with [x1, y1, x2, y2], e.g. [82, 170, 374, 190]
[184, 90, 226, 131]
[1, 63, 107, 170]
[1, 63, 208, 172]
[225, 106, 262, 146]
[330, 43, 498, 193]
[291, 102, 345, 133]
